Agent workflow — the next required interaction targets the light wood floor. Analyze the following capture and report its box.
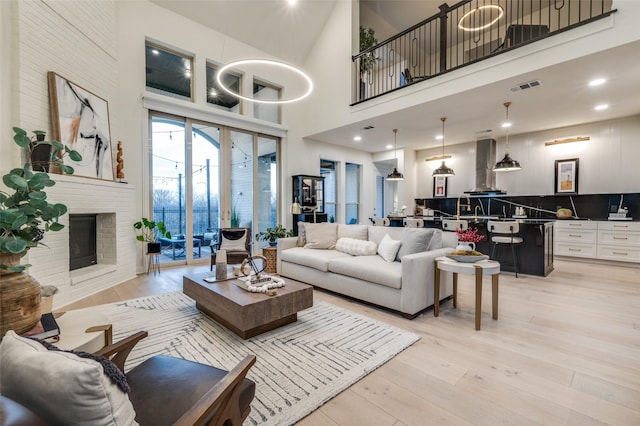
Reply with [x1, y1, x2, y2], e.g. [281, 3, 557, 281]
[61, 260, 640, 425]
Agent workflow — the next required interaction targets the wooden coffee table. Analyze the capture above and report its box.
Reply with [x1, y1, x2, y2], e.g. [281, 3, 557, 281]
[183, 272, 313, 339]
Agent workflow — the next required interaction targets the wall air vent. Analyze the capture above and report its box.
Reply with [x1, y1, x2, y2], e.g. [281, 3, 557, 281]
[510, 80, 542, 92]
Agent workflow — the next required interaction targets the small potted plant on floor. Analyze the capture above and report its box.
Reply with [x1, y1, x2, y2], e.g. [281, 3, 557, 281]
[256, 225, 294, 247]
[133, 218, 171, 253]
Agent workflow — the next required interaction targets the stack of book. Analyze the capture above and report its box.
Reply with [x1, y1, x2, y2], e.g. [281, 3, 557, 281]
[22, 312, 61, 340]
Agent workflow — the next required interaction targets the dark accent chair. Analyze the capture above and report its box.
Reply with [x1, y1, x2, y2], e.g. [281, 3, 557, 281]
[0, 331, 257, 426]
[210, 227, 251, 270]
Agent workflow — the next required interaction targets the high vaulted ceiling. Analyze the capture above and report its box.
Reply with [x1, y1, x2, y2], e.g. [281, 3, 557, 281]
[149, 1, 640, 153]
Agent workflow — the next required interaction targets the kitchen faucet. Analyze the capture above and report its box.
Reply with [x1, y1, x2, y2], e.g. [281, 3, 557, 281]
[456, 194, 471, 220]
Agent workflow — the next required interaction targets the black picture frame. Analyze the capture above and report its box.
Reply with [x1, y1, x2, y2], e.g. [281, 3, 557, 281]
[554, 158, 579, 195]
[433, 176, 447, 198]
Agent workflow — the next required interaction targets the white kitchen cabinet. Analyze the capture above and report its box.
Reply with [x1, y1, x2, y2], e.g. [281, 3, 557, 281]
[554, 221, 598, 259]
[555, 220, 640, 263]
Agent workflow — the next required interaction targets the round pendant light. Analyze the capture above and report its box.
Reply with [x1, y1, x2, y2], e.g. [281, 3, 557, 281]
[433, 117, 455, 177]
[387, 128, 404, 181]
[216, 59, 313, 104]
[494, 102, 522, 172]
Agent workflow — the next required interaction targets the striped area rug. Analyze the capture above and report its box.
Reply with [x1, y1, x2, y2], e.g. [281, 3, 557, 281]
[81, 291, 419, 425]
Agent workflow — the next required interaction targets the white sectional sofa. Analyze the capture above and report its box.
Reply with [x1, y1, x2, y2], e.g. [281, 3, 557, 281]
[276, 223, 456, 318]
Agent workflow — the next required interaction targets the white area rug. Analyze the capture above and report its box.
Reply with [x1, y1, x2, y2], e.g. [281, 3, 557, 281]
[80, 292, 419, 425]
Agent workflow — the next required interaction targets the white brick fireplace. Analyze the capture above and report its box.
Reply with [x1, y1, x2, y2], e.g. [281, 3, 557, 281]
[27, 174, 137, 308]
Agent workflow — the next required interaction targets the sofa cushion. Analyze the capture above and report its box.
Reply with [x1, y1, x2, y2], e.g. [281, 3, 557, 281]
[329, 255, 402, 289]
[367, 226, 405, 246]
[396, 228, 439, 261]
[0, 331, 138, 426]
[377, 233, 402, 262]
[304, 223, 338, 249]
[281, 247, 350, 271]
[337, 224, 368, 240]
[335, 237, 377, 256]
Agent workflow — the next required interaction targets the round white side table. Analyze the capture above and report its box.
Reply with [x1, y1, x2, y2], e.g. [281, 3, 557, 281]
[434, 256, 500, 330]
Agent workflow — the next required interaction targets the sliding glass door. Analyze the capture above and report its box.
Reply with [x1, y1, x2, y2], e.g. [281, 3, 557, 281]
[150, 112, 280, 264]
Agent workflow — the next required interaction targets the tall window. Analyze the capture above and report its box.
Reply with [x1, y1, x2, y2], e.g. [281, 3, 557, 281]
[145, 42, 193, 101]
[253, 79, 281, 124]
[150, 113, 280, 263]
[206, 62, 241, 113]
[320, 159, 337, 222]
[345, 163, 360, 224]
[375, 175, 385, 218]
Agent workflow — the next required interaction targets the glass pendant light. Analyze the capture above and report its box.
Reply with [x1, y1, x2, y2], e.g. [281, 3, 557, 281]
[494, 101, 522, 172]
[387, 128, 404, 181]
[433, 117, 455, 177]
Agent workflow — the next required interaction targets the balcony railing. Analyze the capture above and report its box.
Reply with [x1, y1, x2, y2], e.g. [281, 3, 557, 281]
[352, 0, 615, 104]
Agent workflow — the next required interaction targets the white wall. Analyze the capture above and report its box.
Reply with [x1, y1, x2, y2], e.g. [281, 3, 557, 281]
[3, 0, 639, 307]
[416, 115, 640, 198]
[304, 0, 640, 139]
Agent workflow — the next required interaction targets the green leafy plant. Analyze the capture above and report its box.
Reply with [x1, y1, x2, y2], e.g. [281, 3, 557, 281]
[133, 218, 171, 243]
[12, 127, 82, 175]
[0, 127, 83, 272]
[255, 224, 294, 246]
[359, 26, 378, 76]
[230, 208, 240, 228]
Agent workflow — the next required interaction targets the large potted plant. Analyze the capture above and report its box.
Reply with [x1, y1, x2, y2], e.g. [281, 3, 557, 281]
[133, 217, 171, 253]
[256, 224, 294, 247]
[359, 25, 378, 99]
[0, 127, 82, 336]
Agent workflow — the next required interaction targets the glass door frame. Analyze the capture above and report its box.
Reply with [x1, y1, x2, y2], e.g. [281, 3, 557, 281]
[148, 111, 282, 264]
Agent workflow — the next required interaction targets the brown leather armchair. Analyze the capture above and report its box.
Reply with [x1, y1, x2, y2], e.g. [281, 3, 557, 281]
[96, 331, 256, 425]
[0, 331, 256, 426]
[210, 227, 251, 270]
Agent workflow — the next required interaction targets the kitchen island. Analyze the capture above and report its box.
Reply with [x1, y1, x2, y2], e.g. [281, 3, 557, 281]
[422, 217, 554, 277]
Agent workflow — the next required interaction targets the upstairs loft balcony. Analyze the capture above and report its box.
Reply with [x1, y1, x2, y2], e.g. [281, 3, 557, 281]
[352, 0, 615, 104]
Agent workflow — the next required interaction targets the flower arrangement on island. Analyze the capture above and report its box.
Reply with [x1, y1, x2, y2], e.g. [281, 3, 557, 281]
[455, 226, 485, 243]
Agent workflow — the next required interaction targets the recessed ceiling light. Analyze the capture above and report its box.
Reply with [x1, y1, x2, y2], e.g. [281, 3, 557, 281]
[589, 78, 606, 87]
[502, 122, 512, 128]
[435, 135, 443, 140]
[385, 144, 393, 149]
[288, 0, 297, 5]
[353, 136, 362, 142]
[595, 104, 609, 111]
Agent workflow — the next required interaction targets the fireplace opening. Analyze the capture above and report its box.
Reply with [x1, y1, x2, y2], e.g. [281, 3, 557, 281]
[69, 214, 97, 271]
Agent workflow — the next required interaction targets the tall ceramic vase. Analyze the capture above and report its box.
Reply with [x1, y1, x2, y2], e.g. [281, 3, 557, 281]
[0, 252, 42, 337]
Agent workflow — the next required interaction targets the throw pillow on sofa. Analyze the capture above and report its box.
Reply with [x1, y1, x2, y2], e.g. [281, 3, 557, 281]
[337, 224, 368, 240]
[396, 228, 437, 261]
[377, 233, 402, 262]
[335, 237, 377, 256]
[0, 331, 138, 426]
[304, 223, 338, 249]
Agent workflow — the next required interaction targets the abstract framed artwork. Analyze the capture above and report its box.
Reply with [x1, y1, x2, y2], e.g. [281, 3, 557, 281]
[554, 158, 579, 195]
[433, 176, 447, 198]
[48, 71, 114, 181]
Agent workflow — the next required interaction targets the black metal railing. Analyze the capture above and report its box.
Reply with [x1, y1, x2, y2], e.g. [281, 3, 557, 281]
[352, 0, 615, 104]
[153, 206, 219, 238]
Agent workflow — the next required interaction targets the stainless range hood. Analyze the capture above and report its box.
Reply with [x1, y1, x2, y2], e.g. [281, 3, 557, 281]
[465, 138, 506, 195]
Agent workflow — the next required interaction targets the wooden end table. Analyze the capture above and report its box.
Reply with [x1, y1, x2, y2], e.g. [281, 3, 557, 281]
[434, 256, 500, 330]
[183, 272, 313, 339]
